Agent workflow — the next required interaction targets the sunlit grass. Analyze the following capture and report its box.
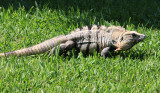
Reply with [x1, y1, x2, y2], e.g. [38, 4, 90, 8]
[0, 2, 160, 92]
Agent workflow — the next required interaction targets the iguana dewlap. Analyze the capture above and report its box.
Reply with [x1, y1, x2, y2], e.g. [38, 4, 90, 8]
[0, 25, 145, 57]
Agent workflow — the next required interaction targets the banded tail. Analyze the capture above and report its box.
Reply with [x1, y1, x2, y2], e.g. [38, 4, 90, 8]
[0, 35, 67, 57]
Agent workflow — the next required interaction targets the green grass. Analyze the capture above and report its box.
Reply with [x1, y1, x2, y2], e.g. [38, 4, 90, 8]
[0, 0, 160, 92]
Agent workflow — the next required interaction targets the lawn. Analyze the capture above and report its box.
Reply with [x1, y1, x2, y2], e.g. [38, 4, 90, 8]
[0, 0, 160, 92]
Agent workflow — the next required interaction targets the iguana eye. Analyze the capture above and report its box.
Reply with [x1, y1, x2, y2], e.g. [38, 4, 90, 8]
[120, 37, 123, 42]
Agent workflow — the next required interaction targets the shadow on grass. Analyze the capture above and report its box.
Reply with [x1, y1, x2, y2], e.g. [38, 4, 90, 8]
[0, 0, 160, 28]
[99, 50, 149, 60]
[46, 48, 151, 61]
[116, 50, 150, 60]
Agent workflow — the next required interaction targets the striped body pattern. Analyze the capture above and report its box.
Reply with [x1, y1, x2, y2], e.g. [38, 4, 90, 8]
[68, 25, 120, 54]
[0, 25, 145, 57]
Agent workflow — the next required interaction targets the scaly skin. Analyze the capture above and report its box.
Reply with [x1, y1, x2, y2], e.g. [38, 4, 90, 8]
[0, 25, 145, 57]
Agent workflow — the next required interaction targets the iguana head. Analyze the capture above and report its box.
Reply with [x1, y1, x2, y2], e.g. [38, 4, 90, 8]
[115, 31, 145, 51]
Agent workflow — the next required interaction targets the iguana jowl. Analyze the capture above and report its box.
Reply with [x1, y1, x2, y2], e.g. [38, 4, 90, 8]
[0, 25, 145, 57]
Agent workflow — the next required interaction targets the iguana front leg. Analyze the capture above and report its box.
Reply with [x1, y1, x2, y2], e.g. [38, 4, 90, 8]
[101, 47, 111, 57]
[49, 40, 75, 56]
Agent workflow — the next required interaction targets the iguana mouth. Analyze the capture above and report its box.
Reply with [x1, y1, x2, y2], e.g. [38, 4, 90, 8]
[135, 34, 145, 43]
[138, 34, 145, 41]
[140, 34, 145, 40]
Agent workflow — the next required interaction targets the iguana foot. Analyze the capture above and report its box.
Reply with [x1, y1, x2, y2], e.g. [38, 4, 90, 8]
[101, 47, 111, 57]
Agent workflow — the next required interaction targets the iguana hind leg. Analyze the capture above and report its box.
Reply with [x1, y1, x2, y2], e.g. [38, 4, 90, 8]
[49, 40, 75, 56]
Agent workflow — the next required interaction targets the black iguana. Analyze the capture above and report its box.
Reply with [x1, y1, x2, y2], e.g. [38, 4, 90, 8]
[0, 25, 145, 57]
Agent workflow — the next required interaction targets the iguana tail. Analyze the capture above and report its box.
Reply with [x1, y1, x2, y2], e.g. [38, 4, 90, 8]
[0, 35, 67, 57]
